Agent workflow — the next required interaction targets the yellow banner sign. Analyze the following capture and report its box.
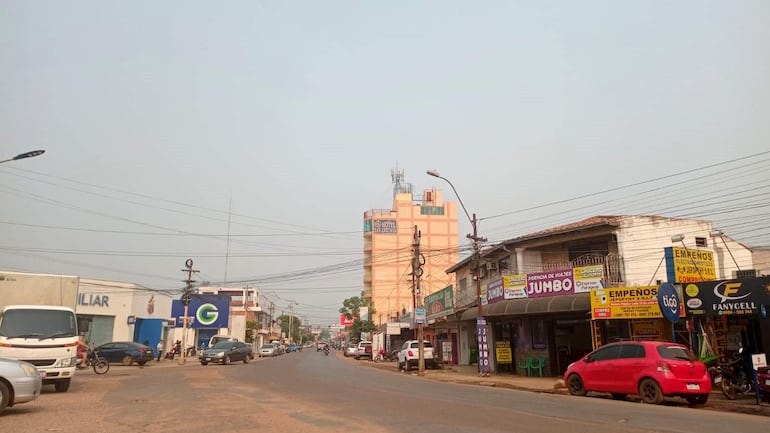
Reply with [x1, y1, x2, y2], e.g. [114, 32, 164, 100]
[667, 247, 716, 283]
[590, 286, 662, 319]
[495, 341, 512, 364]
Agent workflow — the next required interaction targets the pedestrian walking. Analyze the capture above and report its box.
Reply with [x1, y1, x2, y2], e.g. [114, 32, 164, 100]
[156, 340, 163, 362]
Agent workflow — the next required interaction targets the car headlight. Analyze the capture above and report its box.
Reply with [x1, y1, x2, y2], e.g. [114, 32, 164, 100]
[216, 352, 224, 357]
[59, 357, 77, 367]
[19, 363, 39, 377]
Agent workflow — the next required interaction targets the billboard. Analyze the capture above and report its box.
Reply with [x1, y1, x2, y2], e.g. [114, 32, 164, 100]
[425, 285, 455, 320]
[170, 294, 230, 329]
[526, 268, 575, 298]
[683, 276, 770, 316]
[340, 314, 354, 326]
[590, 286, 663, 319]
[503, 274, 527, 299]
[486, 279, 505, 304]
[574, 264, 605, 293]
[664, 247, 716, 283]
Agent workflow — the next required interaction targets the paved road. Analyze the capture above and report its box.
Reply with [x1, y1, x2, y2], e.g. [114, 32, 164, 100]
[2, 351, 768, 433]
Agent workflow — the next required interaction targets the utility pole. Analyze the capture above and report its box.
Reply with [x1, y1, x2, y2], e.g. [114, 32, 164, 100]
[470, 213, 490, 377]
[287, 301, 297, 344]
[412, 226, 426, 376]
[179, 259, 198, 365]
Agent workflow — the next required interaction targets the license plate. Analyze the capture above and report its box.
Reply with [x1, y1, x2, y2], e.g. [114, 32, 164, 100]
[686, 384, 700, 390]
[765, 379, 770, 386]
[714, 377, 722, 384]
[205, 358, 212, 361]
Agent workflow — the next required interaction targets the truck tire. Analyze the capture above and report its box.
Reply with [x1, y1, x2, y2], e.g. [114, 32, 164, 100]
[54, 378, 71, 392]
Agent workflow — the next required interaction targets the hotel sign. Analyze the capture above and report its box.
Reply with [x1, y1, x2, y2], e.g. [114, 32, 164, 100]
[373, 219, 397, 234]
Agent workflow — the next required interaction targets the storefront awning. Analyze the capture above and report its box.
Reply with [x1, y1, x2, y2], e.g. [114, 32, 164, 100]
[459, 293, 591, 321]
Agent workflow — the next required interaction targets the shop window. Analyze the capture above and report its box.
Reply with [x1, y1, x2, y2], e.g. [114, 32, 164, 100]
[532, 319, 546, 349]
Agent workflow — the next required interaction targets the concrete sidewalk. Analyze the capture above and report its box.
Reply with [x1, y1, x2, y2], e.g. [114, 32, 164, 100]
[360, 359, 770, 417]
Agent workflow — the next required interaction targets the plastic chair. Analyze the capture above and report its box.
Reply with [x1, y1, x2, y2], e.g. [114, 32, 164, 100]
[531, 356, 548, 377]
[517, 356, 533, 376]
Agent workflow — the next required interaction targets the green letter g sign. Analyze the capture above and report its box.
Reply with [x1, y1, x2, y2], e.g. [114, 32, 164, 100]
[196, 303, 219, 326]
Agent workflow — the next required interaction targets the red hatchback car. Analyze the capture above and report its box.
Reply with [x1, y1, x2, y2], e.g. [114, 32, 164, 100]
[564, 341, 711, 406]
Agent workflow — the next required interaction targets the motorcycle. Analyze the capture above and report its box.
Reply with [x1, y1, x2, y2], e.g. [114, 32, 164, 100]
[719, 347, 755, 400]
[373, 349, 397, 363]
[76, 348, 110, 374]
[323, 346, 330, 356]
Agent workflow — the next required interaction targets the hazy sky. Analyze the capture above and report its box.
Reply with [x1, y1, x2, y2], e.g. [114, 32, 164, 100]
[2, 2, 769, 325]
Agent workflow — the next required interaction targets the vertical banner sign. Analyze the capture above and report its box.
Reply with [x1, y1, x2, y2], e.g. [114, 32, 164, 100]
[477, 318, 490, 375]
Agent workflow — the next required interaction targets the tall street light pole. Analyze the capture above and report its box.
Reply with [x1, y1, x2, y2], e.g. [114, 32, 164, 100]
[0, 149, 46, 164]
[426, 170, 489, 376]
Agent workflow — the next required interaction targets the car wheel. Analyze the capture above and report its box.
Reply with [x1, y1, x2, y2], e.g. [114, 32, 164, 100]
[243, 356, 249, 364]
[611, 393, 627, 401]
[201, 361, 208, 366]
[0, 381, 9, 413]
[567, 374, 587, 396]
[137, 361, 147, 366]
[224, 355, 231, 365]
[685, 394, 709, 406]
[121, 355, 133, 366]
[405, 360, 412, 372]
[54, 378, 71, 393]
[639, 378, 664, 404]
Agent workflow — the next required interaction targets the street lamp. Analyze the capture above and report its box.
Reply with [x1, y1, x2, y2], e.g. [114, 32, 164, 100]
[710, 229, 741, 272]
[0, 149, 45, 164]
[427, 169, 489, 376]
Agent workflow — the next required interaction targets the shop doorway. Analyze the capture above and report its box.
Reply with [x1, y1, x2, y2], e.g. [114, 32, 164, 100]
[493, 322, 516, 373]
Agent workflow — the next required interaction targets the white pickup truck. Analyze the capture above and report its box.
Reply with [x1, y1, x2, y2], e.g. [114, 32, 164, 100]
[398, 340, 441, 371]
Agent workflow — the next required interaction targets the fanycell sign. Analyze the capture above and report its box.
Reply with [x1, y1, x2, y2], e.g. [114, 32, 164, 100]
[171, 294, 230, 328]
[683, 277, 770, 316]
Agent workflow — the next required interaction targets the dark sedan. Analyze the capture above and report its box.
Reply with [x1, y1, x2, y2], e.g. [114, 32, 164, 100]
[199, 341, 251, 365]
[96, 341, 155, 366]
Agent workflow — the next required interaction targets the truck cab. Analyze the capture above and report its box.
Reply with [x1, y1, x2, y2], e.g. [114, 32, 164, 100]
[0, 305, 79, 392]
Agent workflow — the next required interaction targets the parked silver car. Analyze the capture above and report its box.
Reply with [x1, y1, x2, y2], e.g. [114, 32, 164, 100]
[258, 343, 279, 357]
[0, 357, 43, 414]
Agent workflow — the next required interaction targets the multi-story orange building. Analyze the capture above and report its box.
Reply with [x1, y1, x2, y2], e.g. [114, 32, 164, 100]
[363, 171, 458, 325]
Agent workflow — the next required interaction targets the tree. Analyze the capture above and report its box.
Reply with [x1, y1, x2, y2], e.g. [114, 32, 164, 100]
[277, 314, 301, 343]
[245, 320, 257, 344]
[339, 292, 376, 341]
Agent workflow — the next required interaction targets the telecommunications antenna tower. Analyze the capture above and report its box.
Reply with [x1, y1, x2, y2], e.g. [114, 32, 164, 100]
[391, 165, 413, 198]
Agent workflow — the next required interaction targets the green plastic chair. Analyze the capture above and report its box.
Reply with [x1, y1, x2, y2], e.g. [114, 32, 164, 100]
[517, 356, 533, 376]
[531, 356, 547, 377]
